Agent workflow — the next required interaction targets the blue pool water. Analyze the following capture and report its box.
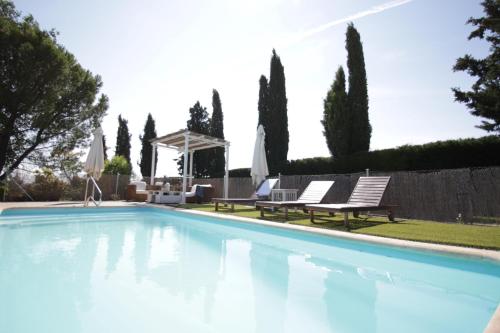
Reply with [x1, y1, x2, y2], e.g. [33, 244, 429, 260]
[0, 207, 498, 333]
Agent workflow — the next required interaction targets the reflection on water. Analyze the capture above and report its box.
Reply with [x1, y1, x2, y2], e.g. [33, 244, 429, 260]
[0, 209, 499, 333]
[250, 242, 289, 333]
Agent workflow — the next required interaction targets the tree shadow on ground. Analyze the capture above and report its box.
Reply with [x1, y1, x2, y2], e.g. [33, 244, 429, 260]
[180, 204, 388, 232]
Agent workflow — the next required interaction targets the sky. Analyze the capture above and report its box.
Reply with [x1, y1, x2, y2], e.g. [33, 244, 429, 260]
[14, 0, 489, 177]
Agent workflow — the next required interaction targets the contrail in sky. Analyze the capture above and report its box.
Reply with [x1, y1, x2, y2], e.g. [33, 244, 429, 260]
[280, 0, 413, 47]
[230, 0, 413, 69]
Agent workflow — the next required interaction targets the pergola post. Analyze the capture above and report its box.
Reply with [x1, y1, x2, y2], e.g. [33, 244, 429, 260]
[224, 143, 229, 200]
[150, 143, 157, 185]
[181, 132, 189, 204]
[189, 151, 194, 187]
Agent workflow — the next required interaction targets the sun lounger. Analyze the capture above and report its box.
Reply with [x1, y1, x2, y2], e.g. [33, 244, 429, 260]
[256, 181, 334, 220]
[212, 178, 279, 211]
[306, 176, 396, 227]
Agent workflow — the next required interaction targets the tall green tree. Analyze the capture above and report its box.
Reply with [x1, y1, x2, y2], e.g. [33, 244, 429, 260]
[452, 0, 500, 133]
[267, 49, 289, 175]
[322, 66, 349, 157]
[139, 113, 158, 178]
[178, 101, 211, 177]
[115, 114, 131, 168]
[346, 23, 371, 153]
[208, 89, 225, 177]
[0, 0, 108, 181]
[102, 135, 108, 161]
[257, 75, 271, 161]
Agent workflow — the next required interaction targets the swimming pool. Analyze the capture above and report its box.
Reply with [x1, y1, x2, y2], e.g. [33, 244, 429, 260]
[0, 207, 498, 332]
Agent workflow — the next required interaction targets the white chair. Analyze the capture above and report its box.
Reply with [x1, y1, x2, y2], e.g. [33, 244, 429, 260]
[256, 181, 335, 220]
[185, 184, 198, 198]
[212, 178, 279, 211]
[131, 181, 148, 195]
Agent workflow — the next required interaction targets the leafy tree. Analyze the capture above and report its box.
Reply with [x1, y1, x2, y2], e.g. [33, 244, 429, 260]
[346, 23, 371, 153]
[452, 0, 500, 133]
[322, 66, 350, 157]
[0, 0, 108, 181]
[103, 155, 131, 175]
[267, 49, 289, 175]
[115, 115, 131, 165]
[257, 75, 271, 160]
[139, 113, 158, 177]
[178, 101, 211, 177]
[208, 89, 225, 177]
[45, 150, 84, 182]
[102, 135, 108, 161]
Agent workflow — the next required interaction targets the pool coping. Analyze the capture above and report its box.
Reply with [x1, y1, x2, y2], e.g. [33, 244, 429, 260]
[149, 205, 500, 261]
[1, 202, 499, 332]
[1, 202, 499, 261]
[485, 305, 500, 333]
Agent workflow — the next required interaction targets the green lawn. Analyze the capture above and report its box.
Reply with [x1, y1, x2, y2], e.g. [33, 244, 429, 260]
[179, 203, 500, 250]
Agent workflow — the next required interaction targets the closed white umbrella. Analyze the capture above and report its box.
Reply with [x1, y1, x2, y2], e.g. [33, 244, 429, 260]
[251, 125, 269, 187]
[84, 127, 105, 180]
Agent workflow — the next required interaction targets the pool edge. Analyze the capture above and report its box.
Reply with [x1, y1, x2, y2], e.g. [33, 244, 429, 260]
[2, 202, 498, 261]
[154, 205, 500, 262]
[485, 305, 500, 333]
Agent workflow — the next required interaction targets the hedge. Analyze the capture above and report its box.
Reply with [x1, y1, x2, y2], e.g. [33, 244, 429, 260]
[284, 136, 500, 175]
[229, 136, 500, 176]
[229, 168, 251, 177]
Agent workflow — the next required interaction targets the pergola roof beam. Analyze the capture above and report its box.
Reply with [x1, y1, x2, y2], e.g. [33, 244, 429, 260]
[151, 129, 228, 151]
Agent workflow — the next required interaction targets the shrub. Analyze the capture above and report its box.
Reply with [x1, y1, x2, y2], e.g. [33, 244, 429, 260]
[103, 155, 131, 175]
[284, 136, 500, 175]
[60, 176, 86, 201]
[229, 168, 251, 177]
[2, 173, 30, 201]
[29, 168, 66, 201]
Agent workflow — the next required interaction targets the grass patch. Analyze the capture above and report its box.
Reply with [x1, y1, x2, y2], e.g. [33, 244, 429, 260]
[180, 203, 500, 250]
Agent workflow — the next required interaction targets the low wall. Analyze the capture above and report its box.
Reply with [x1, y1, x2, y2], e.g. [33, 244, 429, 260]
[3, 174, 131, 202]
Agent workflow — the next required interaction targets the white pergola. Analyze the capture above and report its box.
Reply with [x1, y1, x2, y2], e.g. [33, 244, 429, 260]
[150, 129, 230, 204]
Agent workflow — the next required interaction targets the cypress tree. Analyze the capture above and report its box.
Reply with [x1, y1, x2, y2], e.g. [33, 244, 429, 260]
[257, 75, 271, 162]
[139, 113, 158, 178]
[322, 66, 349, 157]
[102, 135, 108, 161]
[346, 23, 371, 153]
[268, 49, 289, 175]
[115, 115, 132, 169]
[178, 102, 210, 177]
[208, 89, 225, 177]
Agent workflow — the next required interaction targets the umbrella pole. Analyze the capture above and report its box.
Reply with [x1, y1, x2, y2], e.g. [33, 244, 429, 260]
[84, 176, 89, 206]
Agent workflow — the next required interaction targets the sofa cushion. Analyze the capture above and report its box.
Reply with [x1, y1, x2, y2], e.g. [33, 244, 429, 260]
[130, 181, 147, 191]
